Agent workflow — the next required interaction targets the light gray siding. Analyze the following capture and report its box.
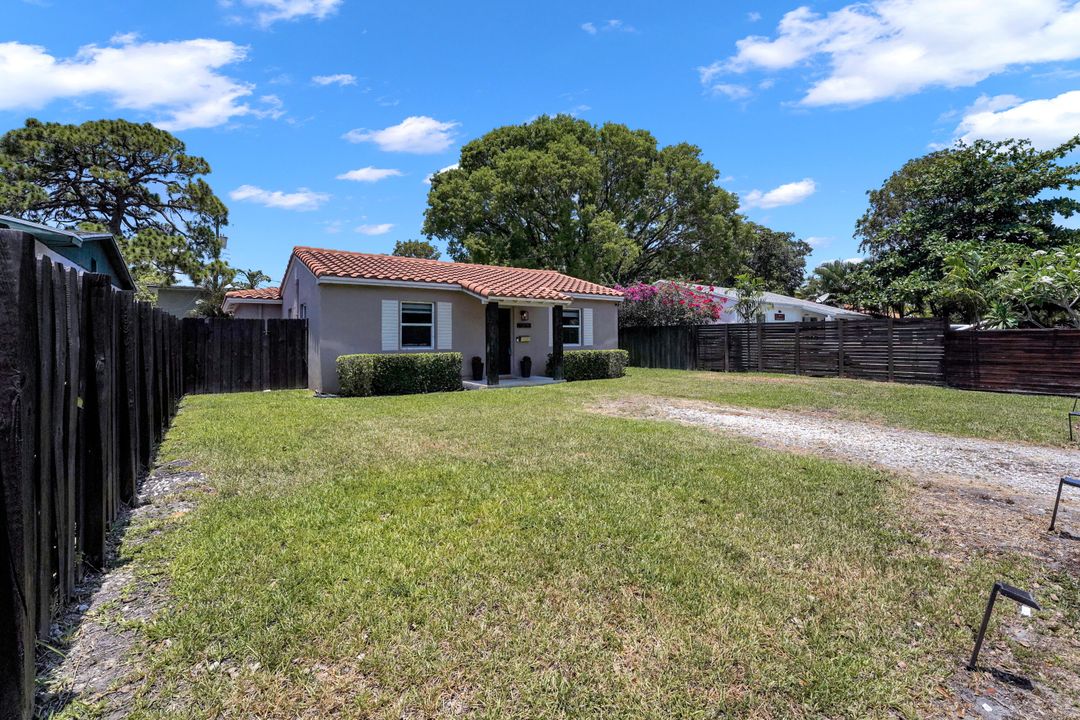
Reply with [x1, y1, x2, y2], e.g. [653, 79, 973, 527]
[230, 302, 281, 320]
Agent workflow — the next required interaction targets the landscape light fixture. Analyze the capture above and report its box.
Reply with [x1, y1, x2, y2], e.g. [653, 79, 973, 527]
[967, 581, 1041, 671]
[1049, 476, 1080, 531]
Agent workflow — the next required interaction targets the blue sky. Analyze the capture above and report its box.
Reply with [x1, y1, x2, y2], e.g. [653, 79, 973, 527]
[5, 0, 1080, 285]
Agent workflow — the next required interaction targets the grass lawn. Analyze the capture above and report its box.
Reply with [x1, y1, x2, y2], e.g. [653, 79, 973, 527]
[121, 370, 1062, 718]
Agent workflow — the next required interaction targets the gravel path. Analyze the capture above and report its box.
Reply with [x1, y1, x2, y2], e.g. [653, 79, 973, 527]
[607, 399, 1080, 497]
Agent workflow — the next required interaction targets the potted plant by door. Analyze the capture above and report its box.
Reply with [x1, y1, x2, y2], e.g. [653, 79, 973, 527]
[471, 356, 484, 381]
[520, 355, 532, 378]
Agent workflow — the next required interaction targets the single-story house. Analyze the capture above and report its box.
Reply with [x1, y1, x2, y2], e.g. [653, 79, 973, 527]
[224, 246, 624, 393]
[674, 282, 866, 323]
[1, 214, 135, 291]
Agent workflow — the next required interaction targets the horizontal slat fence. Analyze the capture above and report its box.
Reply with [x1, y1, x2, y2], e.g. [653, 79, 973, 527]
[1, 230, 183, 720]
[945, 328, 1080, 395]
[182, 317, 308, 394]
[1, 229, 311, 720]
[621, 318, 949, 386]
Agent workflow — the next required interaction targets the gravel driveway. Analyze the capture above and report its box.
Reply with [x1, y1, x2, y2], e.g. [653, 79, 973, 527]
[603, 399, 1080, 498]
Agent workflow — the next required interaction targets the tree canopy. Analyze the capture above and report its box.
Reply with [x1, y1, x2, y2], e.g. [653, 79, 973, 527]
[0, 118, 231, 286]
[854, 135, 1080, 316]
[423, 115, 806, 286]
[392, 239, 441, 260]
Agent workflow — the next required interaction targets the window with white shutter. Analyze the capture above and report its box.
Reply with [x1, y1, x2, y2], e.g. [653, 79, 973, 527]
[436, 302, 453, 349]
[381, 299, 399, 351]
[582, 308, 593, 346]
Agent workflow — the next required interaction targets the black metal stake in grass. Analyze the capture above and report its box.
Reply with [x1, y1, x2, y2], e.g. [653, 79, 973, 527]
[968, 582, 1040, 671]
[1050, 476, 1080, 532]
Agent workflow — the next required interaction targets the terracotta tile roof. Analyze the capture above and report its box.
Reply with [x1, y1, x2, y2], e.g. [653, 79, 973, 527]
[224, 286, 281, 300]
[291, 246, 622, 302]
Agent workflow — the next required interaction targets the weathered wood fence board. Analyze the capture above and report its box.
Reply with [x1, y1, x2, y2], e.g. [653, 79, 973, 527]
[620, 318, 949, 386]
[0, 229, 310, 719]
[181, 317, 308, 395]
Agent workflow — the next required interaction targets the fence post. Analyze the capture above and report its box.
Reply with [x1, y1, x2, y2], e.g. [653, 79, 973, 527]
[837, 318, 845, 378]
[80, 273, 113, 568]
[0, 230, 40, 720]
[757, 320, 764, 372]
[887, 317, 895, 382]
[723, 325, 730, 373]
[794, 322, 801, 375]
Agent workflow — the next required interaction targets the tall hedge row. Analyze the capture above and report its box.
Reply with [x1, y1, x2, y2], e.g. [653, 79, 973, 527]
[337, 352, 463, 396]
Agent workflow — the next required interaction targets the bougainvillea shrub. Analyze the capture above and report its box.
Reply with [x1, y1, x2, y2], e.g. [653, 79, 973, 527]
[615, 282, 724, 327]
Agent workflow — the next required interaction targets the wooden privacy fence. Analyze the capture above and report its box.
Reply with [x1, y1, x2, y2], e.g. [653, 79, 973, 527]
[945, 328, 1080, 396]
[0, 229, 310, 719]
[620, 318, 949, 385]
[0, 230, 183, 719]
[182, 317, 308, 394]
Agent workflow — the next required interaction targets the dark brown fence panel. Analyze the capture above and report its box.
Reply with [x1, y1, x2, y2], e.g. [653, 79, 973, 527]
[618, 326, 698, 370]
[182, 317, 308, 394]
[945, 328, 1080, 396]
[620, 318, 949, 387]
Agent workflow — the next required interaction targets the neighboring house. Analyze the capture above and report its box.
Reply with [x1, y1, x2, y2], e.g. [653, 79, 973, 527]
[675, 282, 867, 323]
[1, 214, 135, 291]
[224, 246, 623, 393]
[153, 285, 204, 318]
[222, 286, 282, 319]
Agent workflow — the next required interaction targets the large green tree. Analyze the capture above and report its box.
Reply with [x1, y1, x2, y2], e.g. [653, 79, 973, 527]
[855, 135, 1080, 316]
[0, 118, 230, 285]
[392, 239, 441, 260]
[423, 115, 743, 284]
[737, 222, 811, 295]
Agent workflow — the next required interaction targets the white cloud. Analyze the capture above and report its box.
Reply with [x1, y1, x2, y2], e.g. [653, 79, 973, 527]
[703, 0, 1080, 106]
[344, 116, 458, 153]
[424, 163, 459, 184]
[312, 73, 356, 86]
[356, 223, 394, 235]
[805, 236, 831, 248]
[581, 19, 636, 34]
[229, 185, 329, 211]
[747, 12, 762, 22]
[227, 0, 342, 27]
[336, 166, 403, 182]
[742, 178, 817, 209]
[955, 91, 1080, 148]
[0, 36, 270, 130]
[706, 82, 751, 100]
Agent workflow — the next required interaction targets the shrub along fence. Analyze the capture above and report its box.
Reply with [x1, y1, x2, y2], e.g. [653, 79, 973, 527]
[0, 229, 309, 719]
[621, 318, 1080, 395]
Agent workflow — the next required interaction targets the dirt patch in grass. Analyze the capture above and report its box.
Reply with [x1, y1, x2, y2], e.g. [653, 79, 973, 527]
[35, 460, 213, 719]
[597, 396, 1080, 719]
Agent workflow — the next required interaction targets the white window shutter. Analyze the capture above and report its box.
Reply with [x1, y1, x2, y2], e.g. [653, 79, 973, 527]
[436, 302, 453, 349]
[582, 308, 593, 346]
[381, 299, 399, 351]
[547, 307, 553, 346]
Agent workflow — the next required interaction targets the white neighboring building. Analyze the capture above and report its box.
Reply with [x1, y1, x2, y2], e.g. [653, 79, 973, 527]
[675, 282, 867, 323]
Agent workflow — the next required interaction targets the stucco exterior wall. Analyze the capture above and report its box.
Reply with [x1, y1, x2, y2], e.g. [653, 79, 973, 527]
[230, 302, 282, 320]
[281, 260, 322, 390]
[303, 280, 622, 394]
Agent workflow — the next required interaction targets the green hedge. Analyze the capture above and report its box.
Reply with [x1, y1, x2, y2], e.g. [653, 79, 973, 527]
[337, 352, 463, 396]
[551, 349, 629, 381]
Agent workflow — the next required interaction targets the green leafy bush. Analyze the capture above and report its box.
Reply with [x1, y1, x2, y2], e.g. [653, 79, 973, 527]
[550, 349, 629, 381]
[337, 353, 463, 396]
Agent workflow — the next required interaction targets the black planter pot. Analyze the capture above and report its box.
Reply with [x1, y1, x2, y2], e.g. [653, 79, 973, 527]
[520, 356, 532, 378]
[471, 356, 484, 381]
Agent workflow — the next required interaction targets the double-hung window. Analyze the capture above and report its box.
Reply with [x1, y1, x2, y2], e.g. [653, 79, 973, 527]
[400, 301, 434, 348]
[562, 308, 581, 346]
